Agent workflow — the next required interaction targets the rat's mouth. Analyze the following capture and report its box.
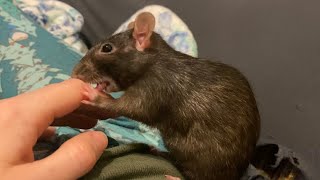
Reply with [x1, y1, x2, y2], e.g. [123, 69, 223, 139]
[88, 77, 119, 94]
[90, 82, 110, 94]
[71, 72, 119, 94]
[87, 76, 119, 94]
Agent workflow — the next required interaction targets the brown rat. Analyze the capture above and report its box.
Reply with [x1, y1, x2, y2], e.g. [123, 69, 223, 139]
[72, 12, 260, 180]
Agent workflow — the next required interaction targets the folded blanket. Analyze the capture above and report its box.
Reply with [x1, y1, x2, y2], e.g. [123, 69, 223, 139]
[14, 0, 88, 54]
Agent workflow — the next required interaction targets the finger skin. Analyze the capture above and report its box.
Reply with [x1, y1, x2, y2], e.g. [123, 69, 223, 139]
[0, 79, 108, 179]
[0, 79, 95, 164]
[0, 79, 92, 138]
[4, 131, 108, 180]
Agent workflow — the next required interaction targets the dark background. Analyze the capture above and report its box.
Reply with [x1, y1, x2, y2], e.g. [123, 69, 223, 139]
[61, 0, 320, 178]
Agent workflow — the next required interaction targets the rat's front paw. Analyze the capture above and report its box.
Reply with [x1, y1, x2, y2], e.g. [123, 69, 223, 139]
[82, 84, 100, 105]
[82, 83, 114, 108]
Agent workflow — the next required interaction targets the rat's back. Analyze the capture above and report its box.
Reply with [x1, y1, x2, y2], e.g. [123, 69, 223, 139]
[149, 56, 261, 180]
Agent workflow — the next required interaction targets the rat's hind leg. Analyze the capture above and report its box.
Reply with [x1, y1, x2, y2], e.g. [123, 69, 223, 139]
[165, 175, 181, 180]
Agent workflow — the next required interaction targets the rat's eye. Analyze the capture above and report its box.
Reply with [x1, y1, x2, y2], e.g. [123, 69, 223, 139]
[101, 43, 113, 53]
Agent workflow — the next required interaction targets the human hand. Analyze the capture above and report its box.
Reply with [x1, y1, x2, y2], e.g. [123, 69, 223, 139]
[0, 79, 108, 179]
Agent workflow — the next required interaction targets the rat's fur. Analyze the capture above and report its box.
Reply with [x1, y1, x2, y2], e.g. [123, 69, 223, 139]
[72, 29, 261, 180]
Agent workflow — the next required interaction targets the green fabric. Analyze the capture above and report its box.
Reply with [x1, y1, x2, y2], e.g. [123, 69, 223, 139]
[82, 144, 184, 180]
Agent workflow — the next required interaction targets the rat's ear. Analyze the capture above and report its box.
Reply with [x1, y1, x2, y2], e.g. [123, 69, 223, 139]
[132, 12, 155, 51]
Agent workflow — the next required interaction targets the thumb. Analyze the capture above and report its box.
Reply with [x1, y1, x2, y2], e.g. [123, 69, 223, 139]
[21, 131, 108, 180]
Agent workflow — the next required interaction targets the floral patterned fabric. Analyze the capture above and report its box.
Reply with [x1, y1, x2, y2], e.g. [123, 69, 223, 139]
[114, 5, 198, 58]
[0, 0, 80, 98]
[13, 0, 88, 54]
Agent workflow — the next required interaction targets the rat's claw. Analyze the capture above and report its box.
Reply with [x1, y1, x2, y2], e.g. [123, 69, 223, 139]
[165, 175, 181, 180]
[81, 99, 95, 106]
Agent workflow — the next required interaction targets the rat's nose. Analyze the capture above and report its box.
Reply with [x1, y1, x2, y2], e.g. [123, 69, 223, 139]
[71, 63, 86, 79]
[70, 71, 78, 78]
[71, 67, 85, 80]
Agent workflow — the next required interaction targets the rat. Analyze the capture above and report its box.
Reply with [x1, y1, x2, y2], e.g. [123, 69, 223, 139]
[71, 12, 261, 180]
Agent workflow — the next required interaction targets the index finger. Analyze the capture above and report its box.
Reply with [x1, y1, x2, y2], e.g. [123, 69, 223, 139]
[0, 79, 90, 137]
